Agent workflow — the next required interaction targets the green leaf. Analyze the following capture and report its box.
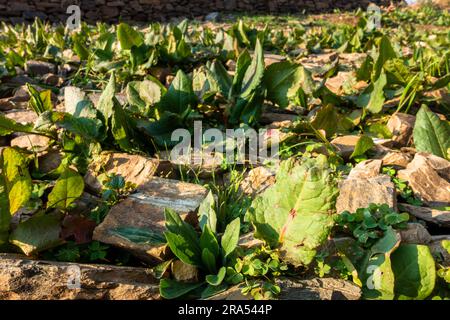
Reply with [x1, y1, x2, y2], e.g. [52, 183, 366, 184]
[2, 147, 32, 214]
[350, 135, 374, 159]
[413, 105, 450, 160]
[202, 248, 217, 274]
[0, 114, 34, 136]
[10, 214, 62, 255]
[159, 70, 196, 115]
[246, 156, 338, 266]
[0, 159, 10, 245]
[109, 227, 166, 246]
[357, 72, 387, 114]
[391, 244, 436, 300]
[117, 23, 143, 50]
[198, 191, 217, 233]
[373, 35, 397, 81]
[152, 259, 173, 279]
[209, 61, 232, 96]
[221, 217, 240, 258]
[264, 61, 309, 108]
[201, 283, 228, 299]
[27, 84, 53, 115]
[206, 266, 227, 286]
[164, 208, 201, 266]
[47, 167, 84, 210]
[200, 225, 219, 258]
[159, 279, 203, 299]
[96, 72, 116, 122]
[126, 78, 165, 114]
[48, 111, 103, 141]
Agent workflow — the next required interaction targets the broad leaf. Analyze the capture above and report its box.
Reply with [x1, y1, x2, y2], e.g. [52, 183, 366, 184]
[264, 61, 309, 108]
[10, 214, 62, 255]
[391, 244, 436, 300]
[350, 135, 374, 159]
[198, 191, 217, 233]
[47, 167, 84, 210]
[413, 105, 450, 160]
[357, 72, 387, 114]
[206, 266, 227, 286]
[246, 156, 338, 266]
[159, 279, 203, 299]
[0, 115, 34, 136]
[2, 148, 32, 214]
[117, 23, 143, 50]
[373, 35, 397, 81]
[221, 217, 240, 258]
[159, 70, 196, 115]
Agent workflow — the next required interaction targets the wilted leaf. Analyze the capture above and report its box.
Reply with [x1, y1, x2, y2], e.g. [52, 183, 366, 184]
[10, 214, 62, 255]
[246, 156, 338, 266]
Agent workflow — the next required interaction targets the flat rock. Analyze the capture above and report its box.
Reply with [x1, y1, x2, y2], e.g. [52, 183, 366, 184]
[10, 134, 50, 153]
[398, 223, 432, 244]
[429, 235, 450, 266]
[239, 166, 276, 197]
[4, 109, 38, 124]
[93, 177, 208, 263]
[387, 113, 416, 147]
[238, 233, 264, 250]
[275, 277, 361, 300]
[398, 153, 450, 207]
[209, 277, 361, 300]
[330, 135, 360, 158]
[264, 53, 286, 66]
[0, 254, 159, 300]
[37, 149, 62, 173]
[380, 151, 413, 168]
[25, 60, 56, 76]
[348, 159, 382, 179]
[171, 260, 199, 283]
[84, 152, 160, 193]
[336, 175, 396, 214]
[399, 203, 450, 228]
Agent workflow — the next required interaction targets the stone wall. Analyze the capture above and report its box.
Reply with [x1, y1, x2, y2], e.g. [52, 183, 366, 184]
[0, 1, 395, 23]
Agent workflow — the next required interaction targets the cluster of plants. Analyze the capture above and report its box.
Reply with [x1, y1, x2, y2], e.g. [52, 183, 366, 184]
[0, 5, 448, 300]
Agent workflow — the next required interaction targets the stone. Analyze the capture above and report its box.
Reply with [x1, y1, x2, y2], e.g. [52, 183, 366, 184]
[88, 92, 127, 108]
[399, 203, 450, 228]
[208, 277, 361, 300]
[37, 149, 62, 173]
[84, 152, 160, 193]
[331, 135, 360, 158]
[275, 277, 361, 300]
[24, 60, 56, 76]
[260, 111, 298, 125]
[380, 151, 413, 168]
[239, 166, 276, 197]
[42, 73, 63, 86]
[429, 235, 450, 266]
[10, 134, 50, 153]
[398, 153, 450, 207]
[263, 53, 286, 66]
[4, 109, 38, 124]
[325, 71, 355, 94]
[205, 12, 220, 21]
[171, 260, 199, 283]
[160, 151, 224, 178]
[238, 233, 264, 250]
[336, 175, 396, 214]
[386, 113, 416, 147]
[0, 253, 159, 300]
[348, 159, 382, 179]
[398, 223, 432, 244]
[93, 177, 208, 263]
